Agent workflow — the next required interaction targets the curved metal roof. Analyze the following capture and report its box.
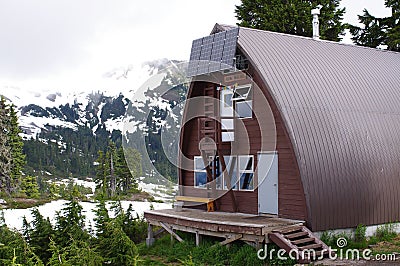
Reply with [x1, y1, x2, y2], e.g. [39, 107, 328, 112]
[216, 24, 400, 230]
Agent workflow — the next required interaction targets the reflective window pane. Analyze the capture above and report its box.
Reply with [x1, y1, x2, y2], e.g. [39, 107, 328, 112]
[232, 86, 251, 100]
[195, 172, 207, 187]
[221, 119, 234, 130]
[236, 100, 252, 118]
[224, 93, 233, 107]
[240, 172, 254, 190]
[194, 156, 205, 170]
[239, 156, 253, 171]
[222, 131, 234, 142]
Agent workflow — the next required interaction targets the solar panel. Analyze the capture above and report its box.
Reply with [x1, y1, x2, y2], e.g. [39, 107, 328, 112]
[187, 28, 239, 77]
[198, 35, 214, 75]
[187, 38, 203, 77]
[209, 31, 226, 72]
[221, 28, 239, 70]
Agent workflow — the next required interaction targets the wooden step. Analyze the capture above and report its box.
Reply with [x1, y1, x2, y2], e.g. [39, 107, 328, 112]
[268, 225, 334, 264]
[285, 231, 308, 239]
[299, 243, 322, 250]
[292, 237, 315, 245]
[276, 225, 303, 234]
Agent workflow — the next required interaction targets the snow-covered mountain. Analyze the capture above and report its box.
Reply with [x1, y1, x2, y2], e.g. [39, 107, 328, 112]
[1, 59, 187, 180]
[3, 59, 179, 139]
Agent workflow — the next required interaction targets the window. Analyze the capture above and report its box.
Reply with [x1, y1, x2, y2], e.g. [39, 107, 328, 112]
[220, 89, 234, 117]
[194, 156, 207, 188]
[220, 90, 235, 141]
[221, 119, 234, 130]
[213, 157, 223, 190]
[222, 131, 235, 142]
[232, 85, 251, 101]
[236, 100, 252, 119]
[232, 84, 253, 119]
[238, 155, 254, 190]
[194, 155, 254, 191]
[224, 93, 233, 107]
[223, 156, 238, 190]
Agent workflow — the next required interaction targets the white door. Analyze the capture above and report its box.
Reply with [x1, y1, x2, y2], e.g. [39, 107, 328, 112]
[258, 152, 278, 214]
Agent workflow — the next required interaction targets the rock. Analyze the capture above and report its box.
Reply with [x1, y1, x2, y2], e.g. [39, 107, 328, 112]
[0, 199, 6, 204]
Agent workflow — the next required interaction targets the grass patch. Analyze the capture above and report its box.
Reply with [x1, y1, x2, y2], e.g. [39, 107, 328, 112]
[1, 198, 51, 209]
[139, 233, 296, 265]
[320, 222, 400, 260]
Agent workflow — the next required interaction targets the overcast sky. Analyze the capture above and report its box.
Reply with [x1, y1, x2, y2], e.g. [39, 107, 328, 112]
[0, 0, 391, 93]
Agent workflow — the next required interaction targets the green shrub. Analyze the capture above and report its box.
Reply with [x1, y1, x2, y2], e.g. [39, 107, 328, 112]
[320, 231, 335, 247]
[355, 224, 367, 243]
[375, 223, 398, 242]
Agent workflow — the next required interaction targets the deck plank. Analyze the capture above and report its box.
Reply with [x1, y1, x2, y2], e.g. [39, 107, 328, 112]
[144, 208, 304, 237]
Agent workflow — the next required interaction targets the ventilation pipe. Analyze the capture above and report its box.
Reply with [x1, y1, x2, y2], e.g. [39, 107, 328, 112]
[311, 5, 323, 40]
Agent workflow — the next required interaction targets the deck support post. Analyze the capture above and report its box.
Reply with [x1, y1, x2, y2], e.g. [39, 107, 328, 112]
[255, 238, 260, 250]
[146, 223, 155, 247]
[195, 231, 202, 246]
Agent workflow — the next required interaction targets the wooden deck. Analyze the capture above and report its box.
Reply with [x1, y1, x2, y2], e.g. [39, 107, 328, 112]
[144, 208, 304, 247]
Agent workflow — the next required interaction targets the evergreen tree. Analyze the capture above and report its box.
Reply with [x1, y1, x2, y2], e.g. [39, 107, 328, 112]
[348, 9, 387, 48]
[235, 0, 346, 41]
[0, 96, 27, 195]
[8, 104, 26, 191]
[94, 150, 108, 197]
[106, 141, 117, 197]
[116, 147, 141, 194]
[96, 203, 139, 266]
[385, 0, 400, 51]
[349, 0, 400, 51]
[53, 199, 90, 248]
[0, 219, 43, 265]
[98, 220, 139, 266]
[47, 238, 103, 266]
[95, 142, 141, 198]
[120, 204, 147, 244]
[20, 176, 40, 198]
[0, 96, 12, 195]
[93, 200, 110, 238]
[22, 208, 54, 263]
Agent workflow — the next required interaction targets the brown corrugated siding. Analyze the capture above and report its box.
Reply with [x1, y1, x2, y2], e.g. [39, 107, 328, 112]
[234, 25, 400, 231]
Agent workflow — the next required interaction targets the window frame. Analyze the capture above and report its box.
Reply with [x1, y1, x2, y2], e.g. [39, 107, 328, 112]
[222, 155, 238, 190]
[220, 89, 234, 117]
[238, 155, 255, 191]
[193, 156, 207, 188]
[235, 100, 253, 119]
[232, 84, 253, 119]
[193, 155, 255, 191]
[232, 84, 252, 101]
